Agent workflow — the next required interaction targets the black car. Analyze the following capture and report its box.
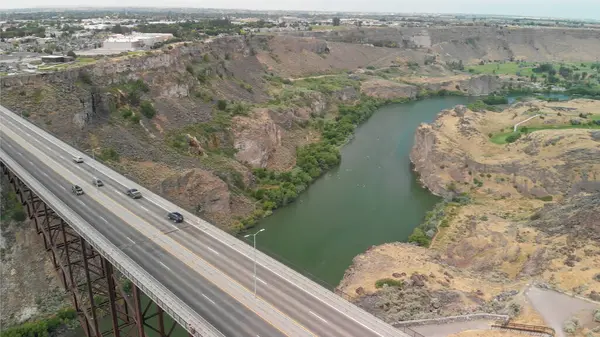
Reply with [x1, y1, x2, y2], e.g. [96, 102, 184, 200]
[71, 185, 84, 195]
[92, 178, 104, 187]
[125, 188, 142, 199]
[167, 212, 184, 223]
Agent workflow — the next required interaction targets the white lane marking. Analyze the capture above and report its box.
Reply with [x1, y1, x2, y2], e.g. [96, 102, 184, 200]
[207, 247, 220, 256]
[28, 160, 33, 165]
[256, 277, 267, 285]
[201, 293, 216, 305]
[59, 186, 66, 190]
[183, 220, 388, 335]
[6, 143, 12, 148]
[58, 155, 65, 159]
[140, 206, 149, 212]
[99, 216, 108, 223]
[42, 172, 49, 177]
[308, 311, 328, 324]
[17, 152, 23, 157]
[112, 188, 120, 194]
[126, 237, 136, 244]
[159, 261, 171, 271]
[77, 199, 85, 205]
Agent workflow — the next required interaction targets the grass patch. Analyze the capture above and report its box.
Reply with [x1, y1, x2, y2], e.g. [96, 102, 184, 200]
[491, 124, 600, 144]
[0, 307, 78, 337]
[292, 76, 360, 95]
[375, 278, 404, 289]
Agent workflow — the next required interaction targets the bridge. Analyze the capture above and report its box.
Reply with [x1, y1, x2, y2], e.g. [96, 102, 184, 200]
[0, 105, 410, 337]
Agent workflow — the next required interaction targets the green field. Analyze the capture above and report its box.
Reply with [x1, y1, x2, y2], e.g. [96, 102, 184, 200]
[491, 124, 600, 144]
[467, 62, 536, 76]
[467, 61, 599, 79]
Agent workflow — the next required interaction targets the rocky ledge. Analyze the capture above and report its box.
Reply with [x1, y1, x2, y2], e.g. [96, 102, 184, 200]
[410, 99, 600, 199]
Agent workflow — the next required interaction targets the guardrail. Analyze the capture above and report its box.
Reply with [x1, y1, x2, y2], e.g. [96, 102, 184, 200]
[0, 151, 224, 337]
[492, 321, 556, 337]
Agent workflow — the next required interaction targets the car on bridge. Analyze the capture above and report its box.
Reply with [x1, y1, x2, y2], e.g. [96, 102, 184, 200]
[167, 212, 184, 223]
[92, 178, 104, 187]
[125, 188, 142, 199]
[73, 156, 84, 163]
[71, 185, 84, 195]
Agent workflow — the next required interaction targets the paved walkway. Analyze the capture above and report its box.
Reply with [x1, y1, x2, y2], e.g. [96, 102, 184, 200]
[525, 286, 597, 337]
[412, 320, 492, 337]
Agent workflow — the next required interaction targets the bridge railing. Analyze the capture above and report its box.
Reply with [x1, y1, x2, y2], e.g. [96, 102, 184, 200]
[0, 151, 224, 337]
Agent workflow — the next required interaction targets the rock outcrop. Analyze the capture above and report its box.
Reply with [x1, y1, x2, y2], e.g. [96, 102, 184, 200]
[160, 169, 231, 215]
[410, 99, 600, 198]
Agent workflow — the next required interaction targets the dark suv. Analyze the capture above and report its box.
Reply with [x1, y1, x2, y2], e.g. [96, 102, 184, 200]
[167, 212, 184, 223]
[125, 188, 142, 199]
[71, 185, 84, 195]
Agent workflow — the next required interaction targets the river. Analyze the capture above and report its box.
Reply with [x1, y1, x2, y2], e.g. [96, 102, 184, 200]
[252, 96, 478, 288]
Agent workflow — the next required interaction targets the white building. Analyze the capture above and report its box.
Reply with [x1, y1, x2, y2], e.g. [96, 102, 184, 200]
[102, 33, 174, 51]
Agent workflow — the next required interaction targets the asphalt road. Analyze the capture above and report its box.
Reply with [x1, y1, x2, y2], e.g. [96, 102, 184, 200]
[0, 106, 409, 337]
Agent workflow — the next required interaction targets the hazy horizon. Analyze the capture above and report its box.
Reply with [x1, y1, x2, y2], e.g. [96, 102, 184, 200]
[1, 0, 599, 21]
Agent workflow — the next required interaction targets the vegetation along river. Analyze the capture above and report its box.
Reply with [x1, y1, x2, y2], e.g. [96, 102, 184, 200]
[253, 96, 478, 288]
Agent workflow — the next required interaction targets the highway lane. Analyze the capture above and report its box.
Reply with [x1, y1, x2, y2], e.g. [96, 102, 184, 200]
[0, 131, 288, 337]
[0, 106, 410, 337]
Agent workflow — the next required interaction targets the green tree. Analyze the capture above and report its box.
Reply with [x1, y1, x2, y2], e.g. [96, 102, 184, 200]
[66, 50, 77, 58]
[332, 17, 341, 26]
[217, 100, 228, 110]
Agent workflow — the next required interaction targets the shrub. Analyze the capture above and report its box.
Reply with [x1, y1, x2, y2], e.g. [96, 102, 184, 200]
[505, 132, 521, 143]
[563, 317, 579, 335]
[375, 278, 404, 289]
[66, 50, 77, 58]
[537, 195, 553, 202]
[482, 95, 509, 105]
[594, 309, 600, 322]
[98, 148, 120, 162]
[408, 228, 431, 247]
[130, 114, 140, 123]
[140, 100, 156, 119]
[217, 100, 228, 111]
[120, 107, 133, 119]
[186, 64, 194, 75]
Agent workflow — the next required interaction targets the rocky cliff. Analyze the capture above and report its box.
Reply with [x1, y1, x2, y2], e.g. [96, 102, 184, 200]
[410, 99, 600, 198]
[290, 26, 600, 63]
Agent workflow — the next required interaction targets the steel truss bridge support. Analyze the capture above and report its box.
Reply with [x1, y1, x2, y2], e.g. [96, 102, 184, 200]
[1, 162, 193, 337]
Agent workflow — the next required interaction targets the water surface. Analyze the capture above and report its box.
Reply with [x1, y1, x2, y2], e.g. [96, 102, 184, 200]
[253, 96, 476, 288]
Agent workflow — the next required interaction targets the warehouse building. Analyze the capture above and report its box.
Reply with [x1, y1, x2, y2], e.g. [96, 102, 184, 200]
[101, 33, 174, 51]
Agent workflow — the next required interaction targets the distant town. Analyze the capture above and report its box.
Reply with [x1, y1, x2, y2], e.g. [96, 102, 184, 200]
[1, 8, 599, 76]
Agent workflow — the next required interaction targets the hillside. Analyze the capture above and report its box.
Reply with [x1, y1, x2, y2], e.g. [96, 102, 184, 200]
[290, 26, 600, 64]
[338, 99, 600, 335]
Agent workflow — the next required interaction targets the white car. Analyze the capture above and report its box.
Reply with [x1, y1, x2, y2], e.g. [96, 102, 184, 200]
[73, 156, 83, 163]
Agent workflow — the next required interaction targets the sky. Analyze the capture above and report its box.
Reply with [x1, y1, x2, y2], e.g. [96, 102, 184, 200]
[1, 0, 600, 21]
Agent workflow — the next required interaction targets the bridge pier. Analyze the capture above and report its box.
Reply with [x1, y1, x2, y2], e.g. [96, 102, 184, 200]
[1, 162, 187, 337]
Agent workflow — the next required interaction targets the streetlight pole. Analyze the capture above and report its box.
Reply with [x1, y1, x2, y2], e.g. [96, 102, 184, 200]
[244, 228, 265, 297]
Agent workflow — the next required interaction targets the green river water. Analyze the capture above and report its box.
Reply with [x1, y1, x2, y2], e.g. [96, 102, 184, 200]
[252, 96, 477, 288]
